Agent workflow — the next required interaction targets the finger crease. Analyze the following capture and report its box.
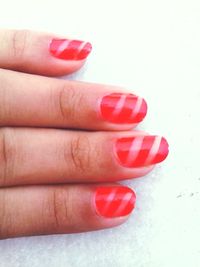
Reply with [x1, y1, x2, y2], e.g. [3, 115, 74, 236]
[1, 131, 8, 186]
[53, 190, 60, 228]
[59, 85, 67, 121]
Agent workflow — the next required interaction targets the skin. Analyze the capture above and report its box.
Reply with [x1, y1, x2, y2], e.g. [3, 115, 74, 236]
[0, 29, 156, 239]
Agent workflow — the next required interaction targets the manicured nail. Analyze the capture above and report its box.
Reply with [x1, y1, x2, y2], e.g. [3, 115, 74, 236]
[100, 93, 147, 124]
[95, 186, 136, 218]
[115, 136, 169, 168]
[49, 38, 92, 60]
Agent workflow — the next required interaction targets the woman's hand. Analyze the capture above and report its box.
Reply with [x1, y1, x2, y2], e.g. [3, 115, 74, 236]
[0, 29, 169, 239]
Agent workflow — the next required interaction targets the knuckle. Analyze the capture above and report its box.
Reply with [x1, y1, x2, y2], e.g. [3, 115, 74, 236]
[10, 29, 29, 60]
[44, 188, 71, 230]
[0, 128, 15, 186]
[69, 135, 92, 174]
[58, 82, 84, 123]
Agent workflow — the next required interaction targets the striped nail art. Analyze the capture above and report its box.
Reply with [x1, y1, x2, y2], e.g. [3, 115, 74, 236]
[49, 39, 92, 60]
[115, 136, 169, 168]
[95, 186, 136, 218]
[100, 93, 147, 124]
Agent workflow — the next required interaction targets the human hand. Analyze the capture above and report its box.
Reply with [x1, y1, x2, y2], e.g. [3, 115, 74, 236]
[0, 29, 169, 239]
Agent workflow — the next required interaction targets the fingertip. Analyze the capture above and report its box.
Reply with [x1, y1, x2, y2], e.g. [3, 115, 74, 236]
[98, 93, 148, 131]
[94, 185, 136, 219]
[44, 58, 87, 77]
[45, 37, 92, 76]
[49, 38, 92, 61]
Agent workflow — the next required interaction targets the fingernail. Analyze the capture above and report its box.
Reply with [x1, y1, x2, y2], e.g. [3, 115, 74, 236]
[95, 186, 136, 218]
[100, 93, 147, 124]
[49, 38, 92, 60]
[115, 136, 169, 168]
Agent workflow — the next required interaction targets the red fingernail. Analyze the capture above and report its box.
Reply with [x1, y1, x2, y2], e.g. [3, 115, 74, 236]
[100, 93, 147, 124]
[115, 136, 169, 168]
[49, 39, 92, 60]
[95, 186, 136, 218]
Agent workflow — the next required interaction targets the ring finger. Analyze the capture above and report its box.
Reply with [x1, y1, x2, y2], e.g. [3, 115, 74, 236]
[0, 69, 147, 131]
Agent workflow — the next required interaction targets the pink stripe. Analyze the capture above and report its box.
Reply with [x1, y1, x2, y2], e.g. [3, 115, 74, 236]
[111, 95, 127, 117]
[125, 137, 144, 165]
[130, 97, 143, 118]
[55, 40, 71, 56]
[75, 41, 88, 59]
[144, 136, 162, 165]
[113, 192, 133, 217]
[100, 189, 118, 215]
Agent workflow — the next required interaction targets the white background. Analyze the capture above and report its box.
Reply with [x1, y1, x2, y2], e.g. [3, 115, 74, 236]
[0, 0, 200, 266]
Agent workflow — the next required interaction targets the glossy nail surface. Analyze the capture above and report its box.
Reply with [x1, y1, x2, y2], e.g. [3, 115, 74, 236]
[49, 39, 92, 60]
[95, 186, 136, 218]
[115, 136, 169, 168]
[100, 93, 147, 124]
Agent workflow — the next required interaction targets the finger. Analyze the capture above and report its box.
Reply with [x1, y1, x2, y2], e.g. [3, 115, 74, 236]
[0, 184, 136, 239]
[0, 69, 147, 131]
[0, 29, 92, 76]
[0, 128, 169, 187]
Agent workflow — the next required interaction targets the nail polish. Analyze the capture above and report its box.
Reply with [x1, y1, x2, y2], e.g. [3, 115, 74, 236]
[49, 39, 92, 60]
[115, 136, 169, 168]
[100, 93, 147, 124]
[95, 186, 136, 218]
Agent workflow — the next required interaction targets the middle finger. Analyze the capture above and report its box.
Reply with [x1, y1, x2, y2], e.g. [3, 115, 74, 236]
[0, 128, 169, 187]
